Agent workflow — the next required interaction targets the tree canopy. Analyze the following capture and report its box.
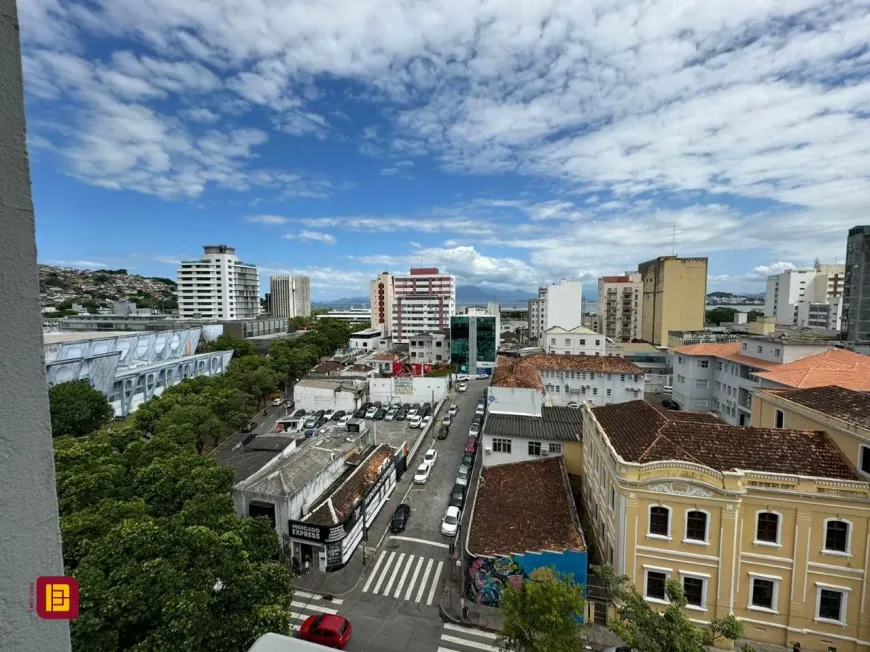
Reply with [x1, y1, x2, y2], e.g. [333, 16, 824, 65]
[705, 307, 739, 325]
[199, 333, 255, 358]
[49, 380, 114, 438]
[498, 567, 586, 652]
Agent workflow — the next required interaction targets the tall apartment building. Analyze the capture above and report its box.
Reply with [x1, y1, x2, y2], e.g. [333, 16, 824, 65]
[528, 287, 547, 344]
[390, 268, 456, 343]
[842, 225, 870, 341]
[638, 256, 708, 346]
[764, 263, 845, 327]
[545, 279, 583, 330]
[177, 245, 260, 319]
[269, 275, 310, 319]
[597, 272, 642, 342]
[369, 271, 394, 336]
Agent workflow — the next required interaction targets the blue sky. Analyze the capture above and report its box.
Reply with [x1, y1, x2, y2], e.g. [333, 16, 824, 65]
[20, 0, 870, 300]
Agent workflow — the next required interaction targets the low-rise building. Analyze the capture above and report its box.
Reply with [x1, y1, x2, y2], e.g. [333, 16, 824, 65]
[408, 330, 450, 364]
[348, 328, 382, 351]
[316, 308, 372, 324]
[542, 325, 605, 356]
[583, 399, 870, 652]
[292, 378, 365, 413]
[607, 342, 671, 393]
[667, 329, 740, 349]
[480, 407, 583, 473]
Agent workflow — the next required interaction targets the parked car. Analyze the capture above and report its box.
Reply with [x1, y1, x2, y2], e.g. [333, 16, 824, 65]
[394, 410, 406, 422]
[421, 401, 432, 412]
[304, 416, 318, 429]
[284, 400, 294, 408]
[456, 374, 469, 381]
[298, 614, 352, 649]
[384, 410, 397, 422]
[460, 452, 474, 471]
[353, 408, 367, 419]
[662, 386, 673, 395]
[408, 415, 423, 429]
[407, 407, 419, 418]
[448, 403, 459, 415]
[441, 506, 461, 537]
[323, 409, 336, 420]
[413, 462, 432, 484]
[475, 373, 489, 380]
[291, 408, 306, 418]
[242, 421, 257, 433]
[464, 436, 478, 454]
[436, 425, 449, 440]
[402, 403, 411, 410]
[458, 382, 468, 392]
[449, 483, 466, 510]
[455, 466, 470, 487]
[423, 449, 438, 467]
[422, 415, 433, 428]
[443, 414, 453, 427]
[661, 399, 680, 410]
[332, 410, 346, 421]
[338, 414, 350, 424]
[567, 402, 580, 409]
[271, 398, 283, 407]
[374, 408, 387, 420]
[472, 414, 483, 425]
[469, 422, 480, 436]
[365, 406, 378, 419]
[475, 404, 485, 416]
[315, 416, 328, 428]
[314, 410, 325, 418]
[362, 402, 373, 410]
[390, 503, 411, 533]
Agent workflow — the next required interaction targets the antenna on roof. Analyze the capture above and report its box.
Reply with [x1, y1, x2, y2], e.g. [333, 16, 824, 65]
[672, 222, 676, 256]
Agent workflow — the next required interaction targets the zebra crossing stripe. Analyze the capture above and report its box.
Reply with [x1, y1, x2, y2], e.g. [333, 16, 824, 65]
[426, 560, 444, 606]
[290, 600, 337, 615]
[404, 556, 424, 601]
[382, 552, 405, 596]
[295, 590, 344, 605]
[361, 551, 387, 593]
[440, 634, 502, 652]
[372, 551, 396, 594]
[442, 623, 499, 640]
[394, 554, 415, 598]
[415, 559, 434, 603]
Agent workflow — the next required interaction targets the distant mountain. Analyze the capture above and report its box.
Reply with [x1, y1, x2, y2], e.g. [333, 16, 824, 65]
[312, 296, 370, 308]
[456, 285, 537, 303]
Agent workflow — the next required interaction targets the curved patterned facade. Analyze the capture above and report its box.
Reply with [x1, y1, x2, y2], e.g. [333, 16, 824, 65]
[44, 329, 233, 418]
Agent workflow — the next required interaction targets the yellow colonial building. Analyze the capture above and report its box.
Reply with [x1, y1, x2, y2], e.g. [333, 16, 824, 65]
[582, 399, 870, 651]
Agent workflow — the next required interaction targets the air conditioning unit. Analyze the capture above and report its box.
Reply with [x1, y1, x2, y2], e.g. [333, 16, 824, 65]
[484, 447, 492, 454]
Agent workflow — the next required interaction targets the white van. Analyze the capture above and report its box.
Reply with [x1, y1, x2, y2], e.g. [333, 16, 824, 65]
[662, 385, 673, 395]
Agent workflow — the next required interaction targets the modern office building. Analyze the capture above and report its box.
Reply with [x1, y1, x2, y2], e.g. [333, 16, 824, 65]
[597, 272, 642, 342]
[764, 263, 845, 327]
[269, 275, 310, 319]
[842, 225, 870, 341]
[638, 256, 708, 346]
[177, 245, 260, 319]
[369, 271, 394, 336]
[450, 315, 498, 374]
[391, 268, 456, 343]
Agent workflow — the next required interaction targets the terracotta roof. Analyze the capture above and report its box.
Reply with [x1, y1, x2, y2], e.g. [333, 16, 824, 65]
[601, 275, 630, 283]
[675, 342, 741, 356]
[307, 445, 395, 525]
[371, 353, 397, 361]
[468, 458, 585, 557]
[770, 385, 870, 430]
[755, 349, 870, 390]
[591, 400, 857, 480]
[720, 351, 780, 370]
[483, 407, 583, 442]
[491, 354, 643, 389]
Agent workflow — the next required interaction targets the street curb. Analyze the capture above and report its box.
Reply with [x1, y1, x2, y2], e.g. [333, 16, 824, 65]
[438, 602, 502, 635]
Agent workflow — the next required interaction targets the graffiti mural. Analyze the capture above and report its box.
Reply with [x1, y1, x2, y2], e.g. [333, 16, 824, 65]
[467, 556, 527, 606]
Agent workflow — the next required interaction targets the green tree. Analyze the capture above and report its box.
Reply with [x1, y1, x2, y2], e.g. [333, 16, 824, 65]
[705, 307, 738, 325]
[498, 566, 586, 652]
[156, 405, 225, 454]
[594, 565, 753, 652]
[199, 334, 255, 358]
[49, 380, 114, 438]
[747, 310, 764, 322]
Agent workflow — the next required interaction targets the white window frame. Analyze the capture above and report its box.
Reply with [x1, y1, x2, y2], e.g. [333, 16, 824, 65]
[683, 508, 711, 546]
[647, 504, 672, 540]
[859, 443, 870, 478]
[814, 583, 850, 625]
[822, 518, 853, 557]
[753, 510, 783, 547]
[679, 571, 710, 611]
[642, 565, 671, 605]
[548, 442, 562, 455]
[492, 437, 512, 454]
[699, 360, 709, 368]
[747, 573, 781, 614]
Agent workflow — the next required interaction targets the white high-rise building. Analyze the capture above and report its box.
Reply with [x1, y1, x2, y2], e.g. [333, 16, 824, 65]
[764, 264, 845, 327]
[390, 268, 456, 343]
[527, 287, 547, 344]
[597, 272, 643, 342]
[177, 245, 260, 320]
[369, 271, 394, 335]
[544, 279, 584, 331]
[269, 275, 310, 319]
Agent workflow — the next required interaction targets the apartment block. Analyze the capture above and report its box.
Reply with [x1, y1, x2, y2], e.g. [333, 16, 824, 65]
[843, 225, 870, 341]
[177, 245, 260, 319]
[598, 272, 643, 342]
[269, 275, 310, 319]
[369, 271, 394, 335]
[583, 399, 870, 652]
[528, 287, 547, 344]
[545, 279, 584, 330]
[408, 330, 449, 364]
[638, 256, 708, 346]
[765, 263, 846, 327]
[391, 268, 455, 343]
[542, 326, 605, 356]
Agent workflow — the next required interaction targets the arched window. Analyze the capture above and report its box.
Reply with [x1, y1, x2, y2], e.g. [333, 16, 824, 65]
[685, 510, 709, 543]
[823, 519, 852, 554]
[754, 511, 782, 545]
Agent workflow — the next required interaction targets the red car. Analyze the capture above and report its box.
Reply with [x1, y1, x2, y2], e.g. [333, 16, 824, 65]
[299, 614, 352, 648]
[464, 436, 478, 454]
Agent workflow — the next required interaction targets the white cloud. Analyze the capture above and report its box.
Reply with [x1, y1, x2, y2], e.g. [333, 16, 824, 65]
[182, 107, 220, 123]
[246, 214, 289, 226]
[283, 230, 337, 245]
[293, 214, 491, 236]
[153, 255, 185, 266]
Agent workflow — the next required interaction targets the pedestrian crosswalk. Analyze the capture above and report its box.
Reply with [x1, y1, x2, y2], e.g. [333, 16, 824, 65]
[437, 623, 503, 652]
[289, 591, 344, 631]
[361, 550, 445, 605]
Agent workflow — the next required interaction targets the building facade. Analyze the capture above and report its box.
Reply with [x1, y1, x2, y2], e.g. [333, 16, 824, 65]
[269, 275, 310, 319]
[843, 225, 870, 341]
[583, 400, 870, 652]
[638, 256, 708, 346]
[598, 272, 643, 342]
[796, 295, 844, 330]
[480, 407, 583, 471]
[608, 342, 672, 393]
[765, 264, 846, 327]
[316, 308, 372, 323]
[451, 315, 497, 374]
[545, 279, 584, 331]
[528, 287, 547, 344]
[369, 272, 394, 336]
[177, 245, 260, 319]
[348, 328, 382, 351]
[391, 268, 456, 343]
[542, 326, 605, 356]
[408, 330, 450, 364]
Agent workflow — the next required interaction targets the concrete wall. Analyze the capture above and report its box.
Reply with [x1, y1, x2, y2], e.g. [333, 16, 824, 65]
[0, 1, 71, 646]
[540, 369, 645, 406]
[640, 257, 707, 346]
[368, 377, 448, 404]
[488, 386, 541, 416]
[293, 384, 360, 413]
[480, 433, 569, 467]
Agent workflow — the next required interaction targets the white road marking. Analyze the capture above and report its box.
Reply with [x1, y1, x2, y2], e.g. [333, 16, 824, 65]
[361, 551, 387, 593]
[404, 556, 425, 601]
[292, 624, 301, 631]
[389, 535, 450, 549]
[443, 624, 499, 640]
[372, 551, 396, 595]
[415, 558, 434, 603]
[394, 554, 415, 598]
[290, 600, 337, 615]
[440, 634, 503, 652]
[295, 590, 343, 605]
[382, 552, 405, 596]
[426, 560, 444, 606]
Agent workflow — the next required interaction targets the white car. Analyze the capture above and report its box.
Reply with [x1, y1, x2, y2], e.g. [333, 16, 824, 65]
[448, 404, 459, 416]
[476, 373, 489, 380]
[413, 462, 432, 484]
[408, 415, 423, 429]
[469, 422, 480, 436]
[323, 409, 336, 420]
[422, 415, 433, 428]
[455, 466, 470, 486]
[567, 402, 580, 409]
[385, 410, 397, 422]
[475, 404, 485, 415]
[423, 449, 438, 467]
[443, 414, 453, 427]
[456, 374, 469, 381]
[365, 407, 378, 419]
[458, 382, 468, 392]
[407, 407, 419, 418]
[271, 398, 283, 406]
[441, 506, 461, 536]
[338, 414, 350, 424]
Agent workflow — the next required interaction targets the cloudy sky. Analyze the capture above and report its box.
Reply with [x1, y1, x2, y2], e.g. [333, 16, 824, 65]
[22, 0, 870, 299]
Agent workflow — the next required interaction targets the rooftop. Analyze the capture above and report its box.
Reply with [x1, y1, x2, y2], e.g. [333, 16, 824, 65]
[590, 400, 857, 480]
[764, 385, 870, 431]
[755, 349, 870, 390]
[295, 378, 365, 392]
[491, 354, 643, 389]
[468, 457, 585, 557]
[483, 407, 583, 442]
[674, 341, 782, 370]
[43, 330, 149, 344]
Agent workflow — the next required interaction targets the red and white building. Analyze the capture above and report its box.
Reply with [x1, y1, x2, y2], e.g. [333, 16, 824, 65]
[368, 268, 455, 344]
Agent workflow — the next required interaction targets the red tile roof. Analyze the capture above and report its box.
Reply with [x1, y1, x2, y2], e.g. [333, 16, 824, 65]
[491, 354, 643, 389]
[601, 275, 629, 283]
[675, 342, 741, 357]
[767, 385, 870, 430]
[468, 457, 585, 557]
[755, 349, 870, 390]
[591, 400, 857, 480]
